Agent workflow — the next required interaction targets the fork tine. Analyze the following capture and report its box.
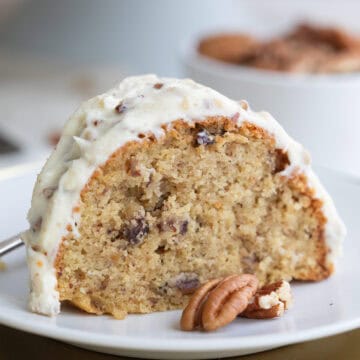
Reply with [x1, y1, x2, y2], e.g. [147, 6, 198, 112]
[0, 233, 24, 257]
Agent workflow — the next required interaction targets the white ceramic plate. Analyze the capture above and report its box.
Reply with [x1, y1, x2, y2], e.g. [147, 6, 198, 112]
[0, 164, 359, 359]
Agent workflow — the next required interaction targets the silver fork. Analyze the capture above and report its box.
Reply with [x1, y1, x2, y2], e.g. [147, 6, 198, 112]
[0, 233, 24, 257]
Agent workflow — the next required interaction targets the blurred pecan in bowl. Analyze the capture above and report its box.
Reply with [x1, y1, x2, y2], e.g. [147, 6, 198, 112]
[198, 23, 360, 74]
[198, 34, 259, 64]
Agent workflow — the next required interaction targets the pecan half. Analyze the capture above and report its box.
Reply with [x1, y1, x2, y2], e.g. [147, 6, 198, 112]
[180, 274, 258, 331]
[180, 278, 222, 331]
[241, 280, 293, 319]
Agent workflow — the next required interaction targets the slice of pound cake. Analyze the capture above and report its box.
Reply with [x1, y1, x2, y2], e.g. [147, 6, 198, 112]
[22, 75, 346, 318]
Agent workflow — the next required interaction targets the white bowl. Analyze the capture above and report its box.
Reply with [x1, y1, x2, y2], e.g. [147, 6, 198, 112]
[182, 41, 360, 177]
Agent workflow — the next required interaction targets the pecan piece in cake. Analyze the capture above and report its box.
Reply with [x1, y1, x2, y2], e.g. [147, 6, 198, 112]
[122, 217, 149, 245]
[125, 158, 141, 177]
[273, 149, 290, 174]
[170, 272, 200, 295]
[157, 218, 189, 235]
[159, 272, 200, 296]
[196, 130, 215, 146]
[179, 220, 189, 235]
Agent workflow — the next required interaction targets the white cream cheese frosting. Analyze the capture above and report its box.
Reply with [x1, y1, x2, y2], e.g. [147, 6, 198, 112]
[22, 74, 346, 316]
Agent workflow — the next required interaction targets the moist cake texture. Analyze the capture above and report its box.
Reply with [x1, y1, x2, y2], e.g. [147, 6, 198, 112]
[22, 75, 346, 317]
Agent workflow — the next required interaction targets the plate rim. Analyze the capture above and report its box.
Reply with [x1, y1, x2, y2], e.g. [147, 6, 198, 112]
[0, 307, 359, 353]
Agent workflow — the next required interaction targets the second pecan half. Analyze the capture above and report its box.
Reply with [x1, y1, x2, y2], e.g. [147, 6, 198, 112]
[180, 274, 259, 331]
[241, 280, 293, 319]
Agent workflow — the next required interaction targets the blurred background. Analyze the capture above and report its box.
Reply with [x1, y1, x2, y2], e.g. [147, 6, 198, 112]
[0, 0, 360, 174]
